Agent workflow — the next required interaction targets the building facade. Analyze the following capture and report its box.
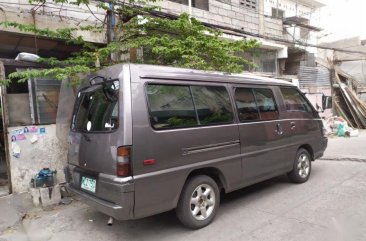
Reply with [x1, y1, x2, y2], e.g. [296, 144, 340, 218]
[157, 0, 324, 76]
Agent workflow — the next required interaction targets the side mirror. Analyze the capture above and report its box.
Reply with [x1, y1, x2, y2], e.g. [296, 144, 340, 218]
[322, 95, 332, 110]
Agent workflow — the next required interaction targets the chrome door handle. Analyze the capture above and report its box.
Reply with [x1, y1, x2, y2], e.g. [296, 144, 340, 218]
[276, 123, 283, 135]
[290, 122, 296, 130]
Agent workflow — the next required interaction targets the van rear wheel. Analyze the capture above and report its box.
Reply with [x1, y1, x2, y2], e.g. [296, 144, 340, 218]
[176, 175, 220, 229]
[288, 148, 312, 183]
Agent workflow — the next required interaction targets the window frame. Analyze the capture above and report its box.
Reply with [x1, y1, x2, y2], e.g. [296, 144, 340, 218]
[233, 85, 279, 123]
[144, 82, 235, 130]
[71, 80, 120, 134]
[167, 0, 209, 11]
[279, 87, 315, 114]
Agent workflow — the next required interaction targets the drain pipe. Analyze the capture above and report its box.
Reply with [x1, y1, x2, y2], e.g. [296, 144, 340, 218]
[107, 217, 114, 226]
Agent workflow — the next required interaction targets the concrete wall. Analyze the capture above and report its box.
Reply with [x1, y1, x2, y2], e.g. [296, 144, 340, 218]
[263, 0, 322, 54]
[0, 0, 106, 43]
[263, 0, 314, 18]
[8, 124, 67, 193]
[263, 17, 283, 38]
[156, 0, 284, 39]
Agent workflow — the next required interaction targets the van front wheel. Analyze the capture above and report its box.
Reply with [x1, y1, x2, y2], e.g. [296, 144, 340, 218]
[176, 175, 220, 229]
[288, 148, 312, 183]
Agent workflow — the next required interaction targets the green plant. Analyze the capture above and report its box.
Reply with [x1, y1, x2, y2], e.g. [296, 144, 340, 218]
[0, 0, 260, 86]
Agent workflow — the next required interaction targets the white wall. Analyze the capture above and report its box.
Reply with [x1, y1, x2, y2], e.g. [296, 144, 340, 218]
[264, 0, 314, 18]
[263, 0, 322, 53]
[8, 124, 67, 193]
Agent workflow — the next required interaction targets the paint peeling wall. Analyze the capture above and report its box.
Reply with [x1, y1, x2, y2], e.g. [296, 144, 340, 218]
[8, 124, 67, 193]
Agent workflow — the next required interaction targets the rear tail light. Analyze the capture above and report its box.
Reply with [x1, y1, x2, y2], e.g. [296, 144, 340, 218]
[117, 146, 131, 177]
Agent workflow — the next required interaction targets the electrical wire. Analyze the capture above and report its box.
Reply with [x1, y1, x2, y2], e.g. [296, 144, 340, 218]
[1, 0, 365, 55]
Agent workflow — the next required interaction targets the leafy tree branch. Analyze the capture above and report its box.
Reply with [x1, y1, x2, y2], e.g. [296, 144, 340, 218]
[1, 0, 260, 86]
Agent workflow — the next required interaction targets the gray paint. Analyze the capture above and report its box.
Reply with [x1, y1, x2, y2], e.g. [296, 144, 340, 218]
[66, 64, 328, 221]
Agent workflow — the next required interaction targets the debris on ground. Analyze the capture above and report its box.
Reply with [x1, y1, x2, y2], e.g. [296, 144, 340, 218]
[60, 197, 73, 205]
[324, 116, 359, 137]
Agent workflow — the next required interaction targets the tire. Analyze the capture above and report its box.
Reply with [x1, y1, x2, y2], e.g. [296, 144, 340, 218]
[287, 148, 312, 183]
[176, 175, 220, 229]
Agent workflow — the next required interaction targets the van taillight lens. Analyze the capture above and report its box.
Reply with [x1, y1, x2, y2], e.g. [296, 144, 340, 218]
[117, 146, 131, 177]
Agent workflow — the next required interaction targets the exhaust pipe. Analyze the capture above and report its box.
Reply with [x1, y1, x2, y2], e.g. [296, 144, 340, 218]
[107, 217, 114, 226]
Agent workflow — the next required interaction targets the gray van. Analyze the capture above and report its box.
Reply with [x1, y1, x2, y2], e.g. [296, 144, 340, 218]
[65, 64, 328, 229]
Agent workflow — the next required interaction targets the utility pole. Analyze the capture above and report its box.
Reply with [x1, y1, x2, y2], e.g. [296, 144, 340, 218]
[188, 0, 192, 22]
[330, 50, 336, 116]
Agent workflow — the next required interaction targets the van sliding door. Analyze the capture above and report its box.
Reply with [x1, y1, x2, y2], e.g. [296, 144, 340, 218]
[234, 85, 290, 184]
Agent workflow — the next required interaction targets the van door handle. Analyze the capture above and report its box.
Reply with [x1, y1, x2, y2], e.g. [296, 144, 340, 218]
[290, 122, 296, 130]
[276, 123, 283, 135]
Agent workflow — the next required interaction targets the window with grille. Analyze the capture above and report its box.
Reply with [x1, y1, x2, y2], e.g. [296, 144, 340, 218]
[271, 8, 284, 19]
[239, 0, 257, 10]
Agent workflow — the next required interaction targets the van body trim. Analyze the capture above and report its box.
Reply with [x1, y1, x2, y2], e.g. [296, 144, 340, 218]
[133, 138, 318, 181]
[122, 65, 133, 145]
[137, 74, 292, 87]
[237, 118, 322, 125]
[182, 140, 240, 155]
[99, 173, 134, 184]
[133, 153, 241, 180]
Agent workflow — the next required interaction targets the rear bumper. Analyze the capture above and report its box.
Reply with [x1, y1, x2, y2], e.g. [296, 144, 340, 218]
[65, 165, 135, 220]
[66, 184, 133, 220]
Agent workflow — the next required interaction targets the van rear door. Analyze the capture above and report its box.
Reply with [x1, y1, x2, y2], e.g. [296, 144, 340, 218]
[68, 79, 123, 179]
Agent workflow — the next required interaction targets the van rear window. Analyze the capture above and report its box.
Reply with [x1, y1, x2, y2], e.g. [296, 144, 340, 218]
[146, 84, 233, 129]
[72, 81, 119, 132]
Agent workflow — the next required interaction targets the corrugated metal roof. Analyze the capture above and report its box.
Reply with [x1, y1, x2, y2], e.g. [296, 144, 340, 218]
[298, 66, 331, 87]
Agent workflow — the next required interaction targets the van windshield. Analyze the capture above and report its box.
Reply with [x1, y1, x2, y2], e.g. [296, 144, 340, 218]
[72, 81, 119, 132]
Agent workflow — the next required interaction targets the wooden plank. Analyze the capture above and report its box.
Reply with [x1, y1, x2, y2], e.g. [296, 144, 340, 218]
[335, 73, 363, 128]
[346, 87, 366, 115]
[342, 85, 366, 127]
[334, 101, 355, 128]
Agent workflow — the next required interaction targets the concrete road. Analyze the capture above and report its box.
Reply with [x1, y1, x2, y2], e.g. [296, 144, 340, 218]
[1, 160, 366, 241]
[323, 130, 366, 161]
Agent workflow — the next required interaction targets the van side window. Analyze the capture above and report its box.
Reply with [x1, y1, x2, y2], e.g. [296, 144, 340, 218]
[280, 87, 312, 113]
[191, 86, 233, 125]
[146, 84, 234, 129]
[146, 85, 197, 129]
[253, 88, 279, 120]
[234, 88, 260, 122]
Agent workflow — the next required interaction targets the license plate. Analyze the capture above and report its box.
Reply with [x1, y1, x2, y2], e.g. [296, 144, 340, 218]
[81, 176, 96, 193]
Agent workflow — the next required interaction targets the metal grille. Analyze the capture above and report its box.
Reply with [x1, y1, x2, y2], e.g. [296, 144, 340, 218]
[298, 66, 331, 87]
[239, 0, 257, 9]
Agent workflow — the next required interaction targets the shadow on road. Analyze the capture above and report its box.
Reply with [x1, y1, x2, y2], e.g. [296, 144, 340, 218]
[53, 166, 324, 241]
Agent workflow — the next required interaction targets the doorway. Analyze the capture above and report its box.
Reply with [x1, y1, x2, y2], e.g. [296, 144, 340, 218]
[0, 81, 9, 196]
